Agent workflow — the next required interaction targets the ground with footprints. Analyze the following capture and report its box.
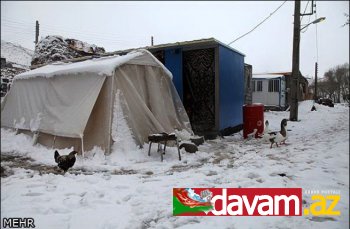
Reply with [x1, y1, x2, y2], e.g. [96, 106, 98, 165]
[1, 100, 349, 229]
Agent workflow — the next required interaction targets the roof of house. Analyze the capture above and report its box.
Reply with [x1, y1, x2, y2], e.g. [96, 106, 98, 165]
[107, 37, 246, 57]
[253, 72, 309, 84]
[252, 74, 285, 80]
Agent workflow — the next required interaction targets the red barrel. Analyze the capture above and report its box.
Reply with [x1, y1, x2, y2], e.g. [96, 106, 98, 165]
[243, 103, 264, 139]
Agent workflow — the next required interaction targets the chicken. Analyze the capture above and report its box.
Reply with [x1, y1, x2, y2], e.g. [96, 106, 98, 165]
[179, 142, 198, 153]
[246, 128, 258, 141]
[258, 120, 271, 143]
[54, 150, 78, 173]
[268, 119, 288, 148]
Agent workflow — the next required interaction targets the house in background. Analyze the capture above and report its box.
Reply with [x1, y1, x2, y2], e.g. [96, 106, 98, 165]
[283, 72, 310, 103]
[1, 57, 6, 68]
[111, 38, 246, 138]
[252, 75, 287, 110]
[252, 72, 310, 110]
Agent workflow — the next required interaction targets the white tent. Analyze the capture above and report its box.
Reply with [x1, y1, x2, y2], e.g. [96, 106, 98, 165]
[1, 49, 193, 154]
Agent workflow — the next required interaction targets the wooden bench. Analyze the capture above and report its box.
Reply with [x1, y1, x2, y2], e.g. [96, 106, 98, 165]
[148, 133, 181, 162]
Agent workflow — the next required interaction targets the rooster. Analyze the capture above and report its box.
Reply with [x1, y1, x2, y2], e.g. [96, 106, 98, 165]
[54, 150, 78, 173]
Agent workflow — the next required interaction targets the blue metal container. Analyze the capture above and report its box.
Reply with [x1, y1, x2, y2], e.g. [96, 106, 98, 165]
[131, 38, 245, 137]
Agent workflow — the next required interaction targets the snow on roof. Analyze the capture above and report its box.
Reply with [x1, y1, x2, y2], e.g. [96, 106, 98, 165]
[14, 49, 169, 80]
[252, 74, 285, 80]
[108, 37, 245, 57]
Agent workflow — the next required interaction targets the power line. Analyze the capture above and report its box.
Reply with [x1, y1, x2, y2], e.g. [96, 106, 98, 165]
[2, 17, 148, 41]
[300, 1, 313, 34]
[1, 17, 35, 25]
[1, 24, 35, 33]
[2, 19, 35, 27]
[39, 28, 145, 44]
[227, 1, 287, 46]
[2, 20, 129, 41]
[2, 21, 149, 49]
[300, 1, 310, 23]
[2, 23, 149, 50]
[301, 15, 312, 33]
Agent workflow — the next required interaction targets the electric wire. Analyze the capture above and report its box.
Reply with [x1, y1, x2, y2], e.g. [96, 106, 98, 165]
[301, 15, 312, 33]
[227, 1, 287, 45]
[2, 17, 148, 41]
[2, 21, 146, 43]
[300, 1, 310, 23]
[2, 24, 149, 49]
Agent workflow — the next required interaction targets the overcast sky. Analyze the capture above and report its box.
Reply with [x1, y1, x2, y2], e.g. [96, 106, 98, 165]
[1, 1, 349, 78]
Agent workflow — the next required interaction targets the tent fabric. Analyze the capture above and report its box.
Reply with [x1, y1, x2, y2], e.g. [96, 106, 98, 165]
[113, 64, 192, 145]
[1, 49, 193, 154]
[1, 73, 106, 138]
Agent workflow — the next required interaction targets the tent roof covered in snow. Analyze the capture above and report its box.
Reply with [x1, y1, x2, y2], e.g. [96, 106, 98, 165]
[1, 49, 192, 154]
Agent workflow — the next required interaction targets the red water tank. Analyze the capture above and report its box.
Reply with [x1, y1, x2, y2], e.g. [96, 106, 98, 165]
[243, 103, 264, 139]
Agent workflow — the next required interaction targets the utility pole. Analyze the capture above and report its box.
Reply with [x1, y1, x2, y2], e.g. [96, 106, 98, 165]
[314, 62, 318, 101]
[289, 0, 301, 122]
[35, 20, 39, 44]
[151, 36, 154, 46]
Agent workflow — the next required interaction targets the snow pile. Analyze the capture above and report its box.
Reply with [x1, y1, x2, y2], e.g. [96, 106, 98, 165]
[110, 90, 143, 164]
[1, 100, 349, 229]
[31, 35, 105, 66]
[1, 40, 34, 67]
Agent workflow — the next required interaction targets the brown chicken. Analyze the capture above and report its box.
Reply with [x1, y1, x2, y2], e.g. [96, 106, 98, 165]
[54, 150, 78, 173]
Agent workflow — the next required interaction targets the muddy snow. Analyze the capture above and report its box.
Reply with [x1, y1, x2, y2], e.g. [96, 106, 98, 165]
[1, 100, 349, 229]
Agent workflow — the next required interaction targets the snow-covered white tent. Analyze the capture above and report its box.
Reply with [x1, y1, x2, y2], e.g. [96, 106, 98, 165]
[1, 49, 193, 154]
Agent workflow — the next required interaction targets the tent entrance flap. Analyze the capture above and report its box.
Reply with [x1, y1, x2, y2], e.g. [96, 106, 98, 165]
[113, 64, 193, 145]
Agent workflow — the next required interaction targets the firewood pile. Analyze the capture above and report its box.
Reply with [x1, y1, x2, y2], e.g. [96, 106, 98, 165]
[31, 35, 106, 66]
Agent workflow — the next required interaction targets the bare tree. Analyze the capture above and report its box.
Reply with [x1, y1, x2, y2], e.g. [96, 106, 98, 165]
[314, 63, 349, 103]
[343, 13, 350, 27]
[336, 63, 349, 103]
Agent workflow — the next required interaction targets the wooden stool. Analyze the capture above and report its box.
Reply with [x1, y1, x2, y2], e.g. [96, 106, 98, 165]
[148, 133, 181, 162]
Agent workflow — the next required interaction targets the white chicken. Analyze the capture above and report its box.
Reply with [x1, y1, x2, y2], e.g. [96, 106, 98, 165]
[258, 120, 271, 143]
[246, 128, 258, 141]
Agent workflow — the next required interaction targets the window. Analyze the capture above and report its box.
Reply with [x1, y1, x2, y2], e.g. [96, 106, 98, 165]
[268, 79, 280, 92]
[252, 81, 256, 91]
[257, 81, 263, 92]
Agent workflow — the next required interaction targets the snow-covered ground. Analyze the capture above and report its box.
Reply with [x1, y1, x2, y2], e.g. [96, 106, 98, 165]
[1, 100, 349, 229]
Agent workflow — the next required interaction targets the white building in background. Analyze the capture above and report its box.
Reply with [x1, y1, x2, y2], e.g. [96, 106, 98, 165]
[252, 75, 287, 110]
